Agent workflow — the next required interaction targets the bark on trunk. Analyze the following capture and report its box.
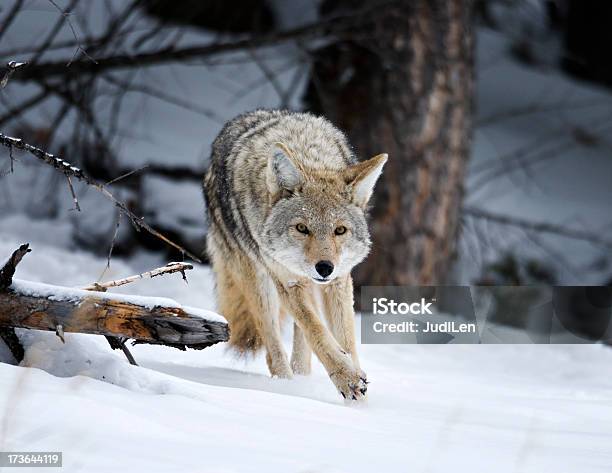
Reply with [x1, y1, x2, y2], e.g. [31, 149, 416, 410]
[305, 0, 474, 286]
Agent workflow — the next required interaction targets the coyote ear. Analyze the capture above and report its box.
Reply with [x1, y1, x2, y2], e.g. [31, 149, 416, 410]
[345, 153, 388, 207]
[267, 142, 303, 194]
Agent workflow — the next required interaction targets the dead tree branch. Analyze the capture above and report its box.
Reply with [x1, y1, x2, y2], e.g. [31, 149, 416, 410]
[46, 0, 95, 65]
[0, 243, 30, 290]
[8, 1, 398, 82]
[30, 0, 80, 66]
[0, 133, 202, 262]
[83, 262, 193, 292]
[0, 243, 30, 363]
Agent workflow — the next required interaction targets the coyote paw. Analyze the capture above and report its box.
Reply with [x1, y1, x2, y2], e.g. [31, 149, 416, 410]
[290, 357, 311, 376]
[330, 367, 368, 401]
[266, 352, 293, 379]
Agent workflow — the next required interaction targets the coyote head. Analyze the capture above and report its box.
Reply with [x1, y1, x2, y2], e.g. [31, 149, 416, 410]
[262, 143, 387, 284]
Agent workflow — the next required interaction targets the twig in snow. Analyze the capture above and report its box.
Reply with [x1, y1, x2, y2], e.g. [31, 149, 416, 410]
[105, 336, 138, 366]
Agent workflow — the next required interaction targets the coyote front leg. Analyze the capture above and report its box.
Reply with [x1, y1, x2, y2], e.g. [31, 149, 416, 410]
[321, 275, 360, 370]
[290, 322, 312, 375]
[248, 275, 292, 379]
[276, 280, 367, 400]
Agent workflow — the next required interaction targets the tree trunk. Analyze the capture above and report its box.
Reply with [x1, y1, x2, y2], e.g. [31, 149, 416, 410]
[304, 0, 474, 286]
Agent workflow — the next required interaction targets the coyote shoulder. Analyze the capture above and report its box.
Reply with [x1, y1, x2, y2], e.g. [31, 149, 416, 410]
[203, 109, 386, 400]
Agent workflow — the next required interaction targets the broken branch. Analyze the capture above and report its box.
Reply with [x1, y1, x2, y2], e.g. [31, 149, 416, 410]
[83, 262, 193, 292]
[0, 243, 30, 362]
[83, 261, 195, 365]
[0, 243, 31, 289]
[0, 133, 202, 263]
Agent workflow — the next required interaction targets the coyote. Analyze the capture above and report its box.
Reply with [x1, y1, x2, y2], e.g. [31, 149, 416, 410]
[203, 110, 386, 400]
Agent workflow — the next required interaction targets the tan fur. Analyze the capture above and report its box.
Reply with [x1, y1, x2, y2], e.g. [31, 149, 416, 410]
[290, 322, 312, 375]
[211, 249, 263, 354]
[321, 276, 360, 369]
[211, 244, 291, 377]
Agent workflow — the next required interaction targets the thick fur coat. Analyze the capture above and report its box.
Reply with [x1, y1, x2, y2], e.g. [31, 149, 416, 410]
[203, 110, 386, 400]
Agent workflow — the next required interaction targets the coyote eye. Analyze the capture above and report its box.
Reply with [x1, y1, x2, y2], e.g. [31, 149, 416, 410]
[334, 226, 347, 235]
[296, 223, 309, 234]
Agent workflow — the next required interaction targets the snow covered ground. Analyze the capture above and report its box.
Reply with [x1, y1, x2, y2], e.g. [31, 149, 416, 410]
[1, 230, 612, 473]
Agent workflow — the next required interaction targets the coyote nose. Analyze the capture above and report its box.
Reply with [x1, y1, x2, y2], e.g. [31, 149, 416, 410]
[315, 260, 334, 278]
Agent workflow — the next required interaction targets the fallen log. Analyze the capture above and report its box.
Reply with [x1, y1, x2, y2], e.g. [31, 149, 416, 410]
[0, 245, 229, 355]
[0, 279, 228, 350]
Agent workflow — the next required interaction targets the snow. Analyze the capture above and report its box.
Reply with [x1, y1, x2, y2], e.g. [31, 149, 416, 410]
[11, 277, 200, 314]
[183, 305, 228, 324]
[10, 278, 227, 322]
[1, 235, 612, 472]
